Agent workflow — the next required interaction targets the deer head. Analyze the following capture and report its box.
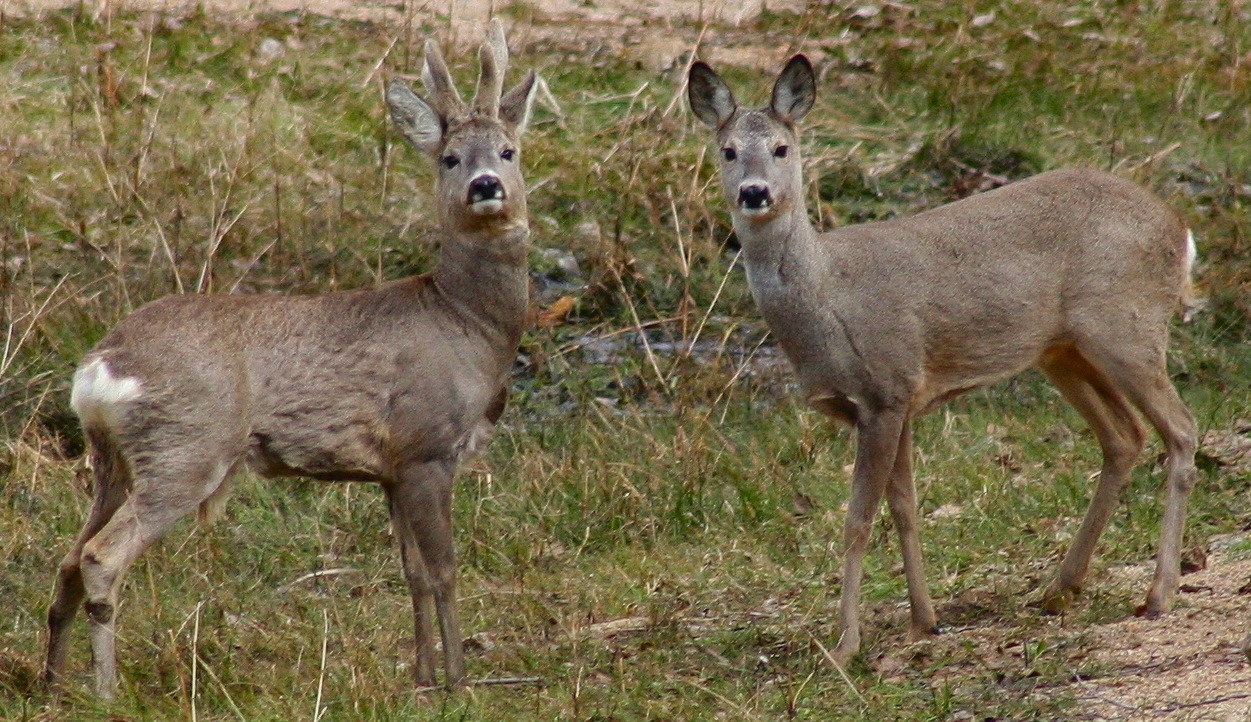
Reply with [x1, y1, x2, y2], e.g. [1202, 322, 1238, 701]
[386, 19, 538, 235]
[689, 55, 815, 227]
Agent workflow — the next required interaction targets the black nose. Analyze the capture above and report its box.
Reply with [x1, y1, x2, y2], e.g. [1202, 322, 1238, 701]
[468, 175, 505, 203]
[738, 184, 771, 209]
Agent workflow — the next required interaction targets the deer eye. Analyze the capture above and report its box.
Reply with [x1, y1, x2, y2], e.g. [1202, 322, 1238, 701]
[774, 145, 789, 158]
[500, 148, 515, 161]
[722, 147, 737, 162]
[441, 155, 460, 169]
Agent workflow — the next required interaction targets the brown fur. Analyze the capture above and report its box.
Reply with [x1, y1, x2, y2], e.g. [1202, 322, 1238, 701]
[44, 19, 539, 698]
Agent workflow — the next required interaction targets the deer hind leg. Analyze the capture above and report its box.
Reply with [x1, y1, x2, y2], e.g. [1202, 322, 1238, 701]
[77, 453, 235, 699]
[1080, 346, 1198, 617]
[45, 431, 132, 691]
[831, 409, 906, 666]
[389, 460, 465, 689]
[1038, 348, 1147, 613]
[882, 419, 939, 641]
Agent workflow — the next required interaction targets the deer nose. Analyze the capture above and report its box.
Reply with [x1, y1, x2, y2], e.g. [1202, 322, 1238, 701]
[468, 175, 505, 204]
[738, 184, 771, 210]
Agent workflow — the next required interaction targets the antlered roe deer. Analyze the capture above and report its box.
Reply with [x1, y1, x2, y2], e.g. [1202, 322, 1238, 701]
[689, 55, 1198, 665]
[44, 19, 538, 697]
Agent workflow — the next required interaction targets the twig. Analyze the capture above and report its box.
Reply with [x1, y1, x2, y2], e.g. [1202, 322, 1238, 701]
[662, 24, 709, 118]
[681, 677, 751, 716]
[535, 76, 566, 129]
[313, 609, 329, 722]
[608, 264, 665, 388]
[1, 272, 72, 379]
[552, 317, 682, 359]
[281, 567, 361, 591]
[1154, 691, 1251, 714]
[413, 676, 545, 694]
[364, 33, 402, 88]
[191, 602, 201, 722]
[193, 644, 247, 722]
[811, 634, 868, 706]
[673, 248, 742, 384]
[470, 676, 544, 687]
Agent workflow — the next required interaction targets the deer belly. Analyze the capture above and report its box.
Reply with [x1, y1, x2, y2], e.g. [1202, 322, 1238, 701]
[247, 416, 389, 482]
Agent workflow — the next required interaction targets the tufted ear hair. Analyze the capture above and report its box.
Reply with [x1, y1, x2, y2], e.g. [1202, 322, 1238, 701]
[687, 61, 737, 129]
[771, 54, 816, 123]
[386, 79, 443, 157]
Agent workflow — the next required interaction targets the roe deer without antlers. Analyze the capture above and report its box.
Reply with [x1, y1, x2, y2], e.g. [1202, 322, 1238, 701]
[43, 19, 538, 698]
[689, 55, 1198, 665]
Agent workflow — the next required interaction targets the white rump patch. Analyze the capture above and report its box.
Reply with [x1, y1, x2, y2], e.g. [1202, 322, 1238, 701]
[1180, 228, 1206, 323]
[1183, 228, 1197, 278]
[71, 356, 143, 432]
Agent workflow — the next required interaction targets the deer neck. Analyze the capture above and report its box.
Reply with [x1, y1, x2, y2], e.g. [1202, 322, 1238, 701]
[736, 199, 817, 294]
[431, 225, 530, 346]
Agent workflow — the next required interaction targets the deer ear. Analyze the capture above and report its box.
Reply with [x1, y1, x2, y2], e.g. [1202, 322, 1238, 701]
[387, 79, 443, 156]
[500, 69, 538, 135]
[771, 55, 815, 123]
[688, 61, 736, 129]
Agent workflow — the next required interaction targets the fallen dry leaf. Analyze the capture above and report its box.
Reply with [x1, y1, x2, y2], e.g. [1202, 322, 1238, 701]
[536, 295, 577, 328]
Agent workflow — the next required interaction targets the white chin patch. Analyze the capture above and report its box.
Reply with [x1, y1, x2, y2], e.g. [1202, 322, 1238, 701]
[470, 199, 505, 215]
[739, 204, 772, 218]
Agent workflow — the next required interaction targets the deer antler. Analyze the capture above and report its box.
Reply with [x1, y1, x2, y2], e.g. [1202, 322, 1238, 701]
[421, 38, 465, 118]
[474, 18, 510, 117]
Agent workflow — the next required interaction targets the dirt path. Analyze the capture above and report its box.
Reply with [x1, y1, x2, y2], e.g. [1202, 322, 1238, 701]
[907, 538, 1251, 721]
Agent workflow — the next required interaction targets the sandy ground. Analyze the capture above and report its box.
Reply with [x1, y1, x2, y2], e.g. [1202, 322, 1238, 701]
[3, 0, 1250, 715]
[1074, 558, 1251, 721]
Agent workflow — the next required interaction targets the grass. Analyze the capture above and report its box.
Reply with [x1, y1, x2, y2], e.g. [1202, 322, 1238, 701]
[2, 1, 1251, 719]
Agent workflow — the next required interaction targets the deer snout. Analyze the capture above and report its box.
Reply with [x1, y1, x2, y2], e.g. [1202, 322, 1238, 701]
[737, 184, 772, 213]
[467, 174, 506, 214]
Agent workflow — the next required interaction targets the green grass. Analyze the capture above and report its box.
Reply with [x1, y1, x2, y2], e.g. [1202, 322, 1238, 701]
[2, 1, 1251, 720]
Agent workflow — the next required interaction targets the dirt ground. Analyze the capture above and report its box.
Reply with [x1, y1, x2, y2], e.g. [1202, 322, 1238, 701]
[925, 549, 1251, 721]
[4, 0, 1250, 717]
[0, 0, 803, 57]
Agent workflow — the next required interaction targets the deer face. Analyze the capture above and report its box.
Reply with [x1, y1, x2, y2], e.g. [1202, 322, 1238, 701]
[689, 55, 816, 226]
[713, 110, 803, 223]
[432, 116, 528, 230]
[387, 22, 537, 234]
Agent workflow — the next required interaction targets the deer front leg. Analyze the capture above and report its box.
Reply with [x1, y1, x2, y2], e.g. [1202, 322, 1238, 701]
[831, 410, 905, 666]
[389, 460, 466, 689]
[392, 537, 438, 687]
[883, 421, 938, 641]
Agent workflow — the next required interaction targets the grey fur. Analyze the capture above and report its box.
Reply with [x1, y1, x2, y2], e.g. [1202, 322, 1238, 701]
[690, 55, 1198, 666]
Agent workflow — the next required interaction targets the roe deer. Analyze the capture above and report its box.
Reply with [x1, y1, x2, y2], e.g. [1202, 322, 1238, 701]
[689, 55, 1198, 664]
[43, 19, 538, 697]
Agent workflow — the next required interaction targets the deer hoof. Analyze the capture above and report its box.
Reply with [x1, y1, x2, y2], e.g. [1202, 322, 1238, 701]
[907, 624, 942, 642]
[1039, 586, 1076, 615]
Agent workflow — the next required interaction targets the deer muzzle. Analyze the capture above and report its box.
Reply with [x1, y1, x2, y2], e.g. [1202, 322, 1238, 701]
[737, 184, 772, 214]
[467, 174, 506, 214]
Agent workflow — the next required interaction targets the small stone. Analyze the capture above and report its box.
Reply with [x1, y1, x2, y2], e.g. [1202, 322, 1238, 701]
[258, 38, 284, 60]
